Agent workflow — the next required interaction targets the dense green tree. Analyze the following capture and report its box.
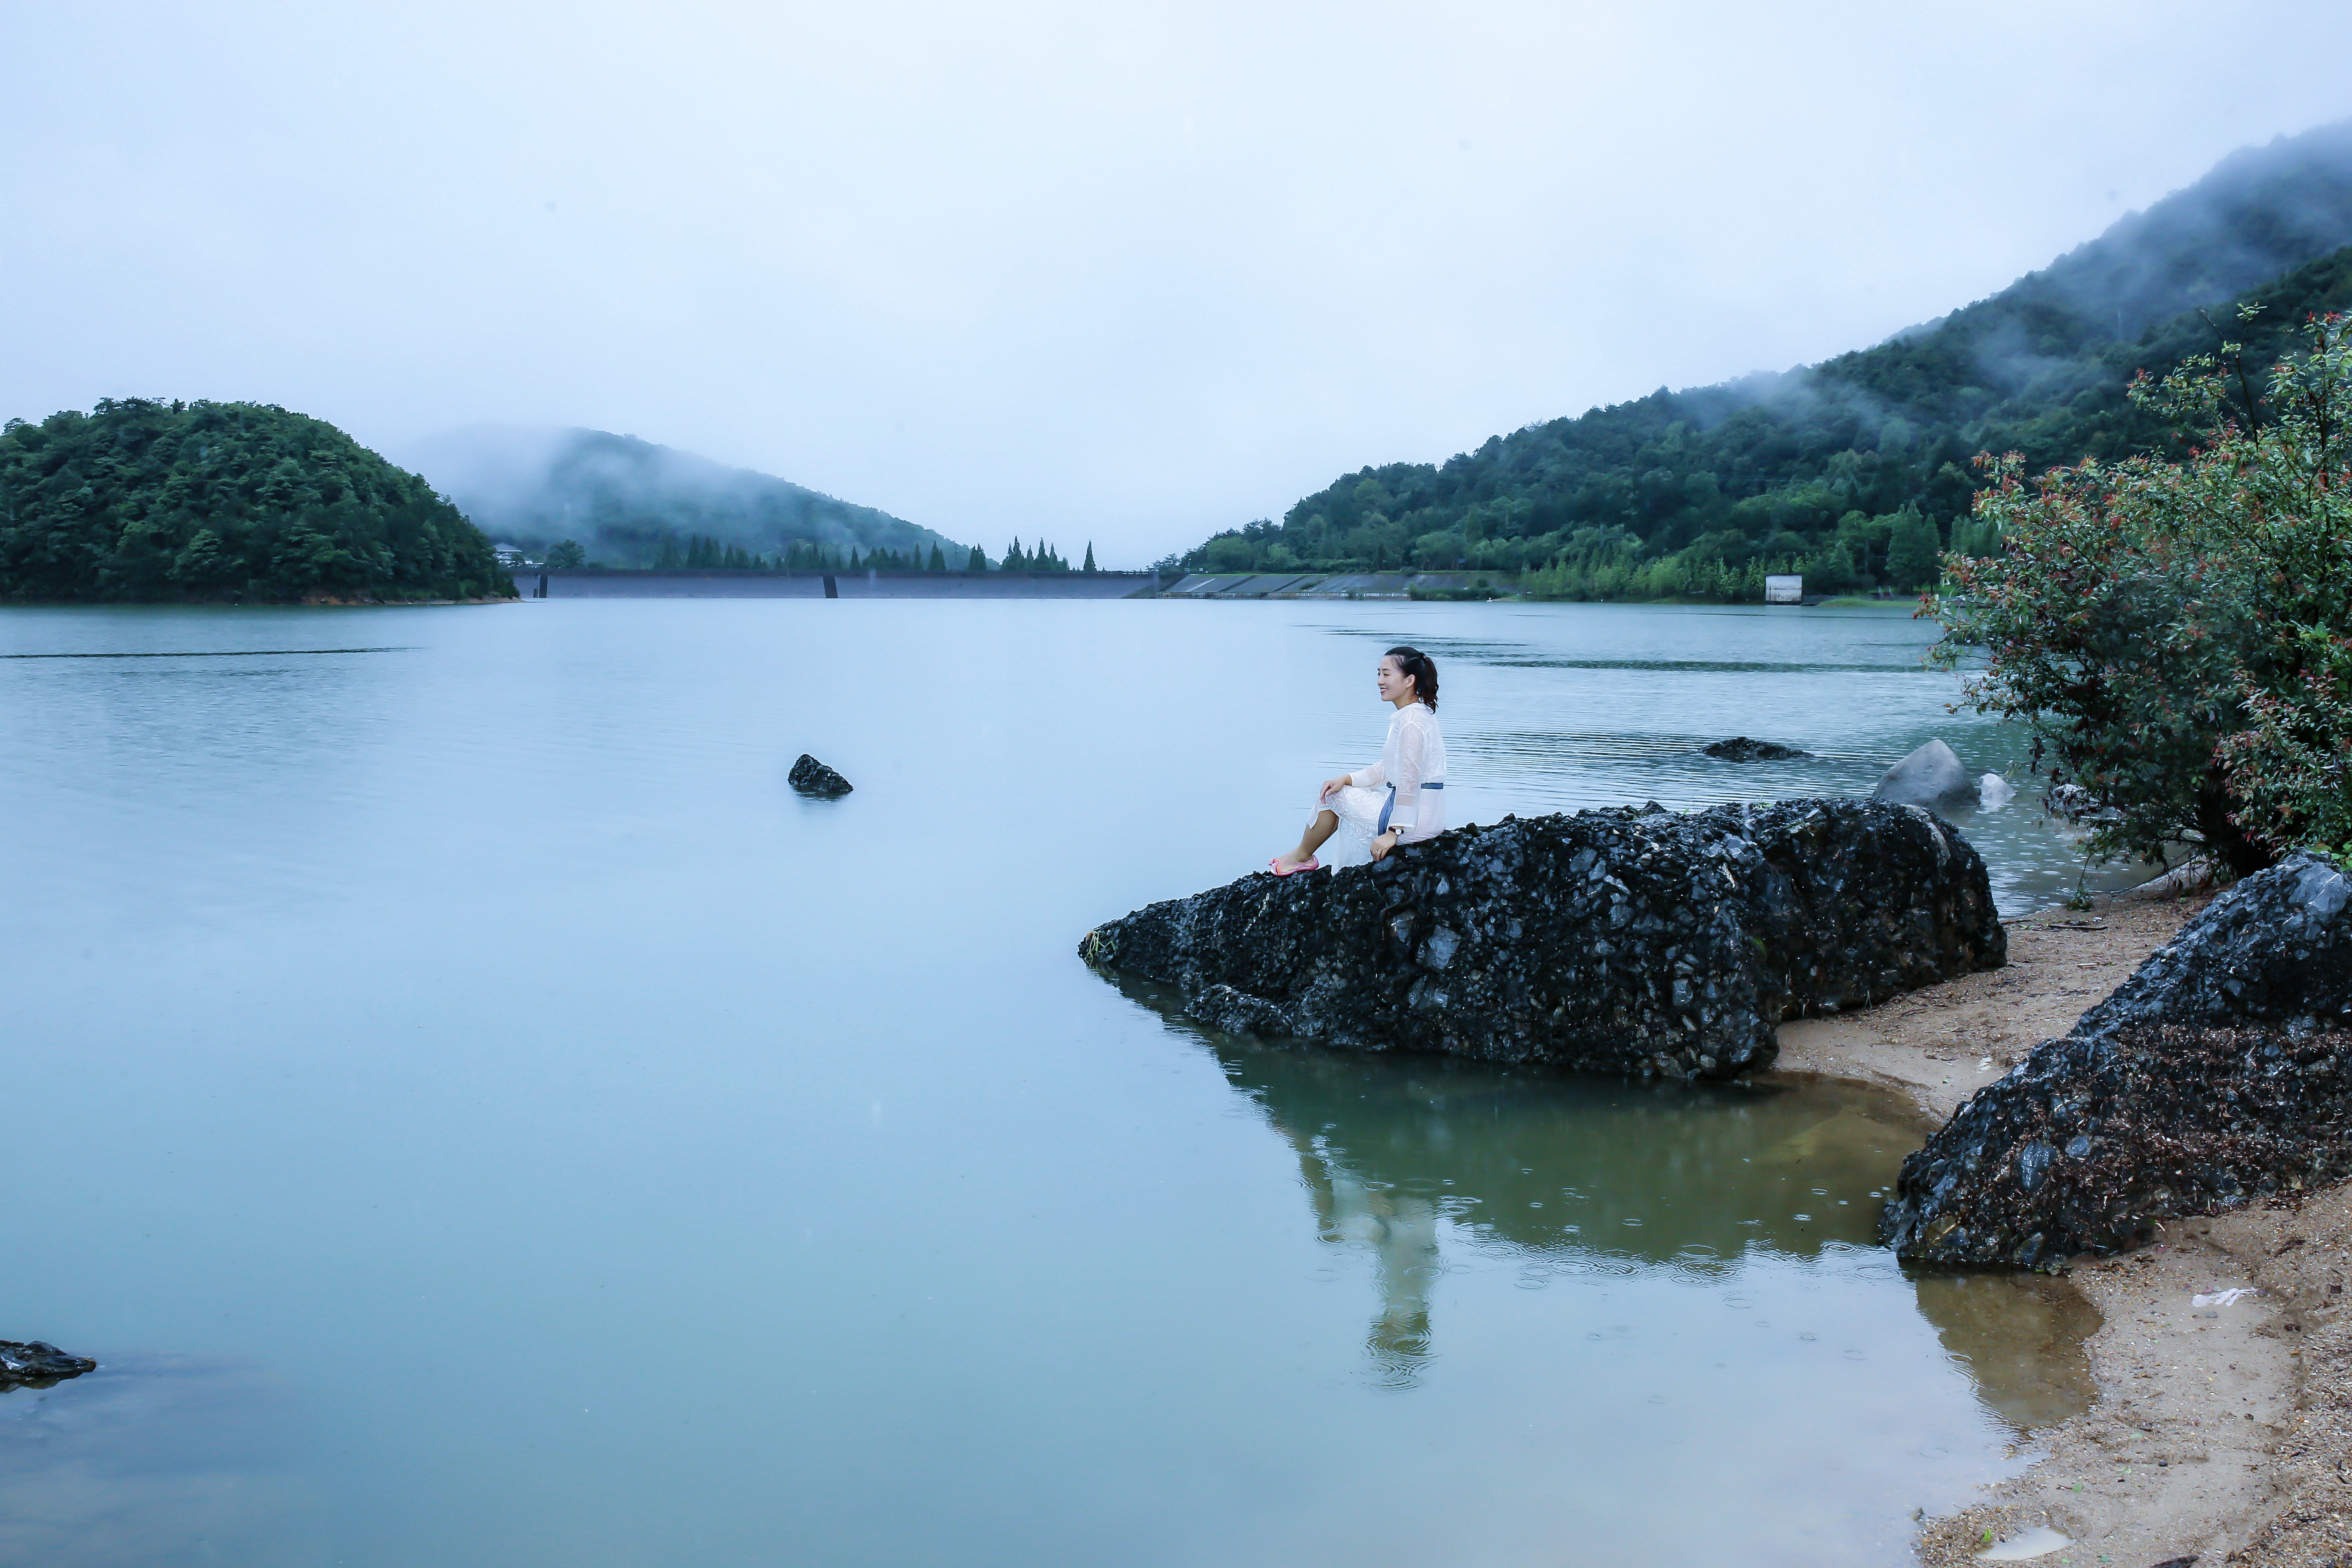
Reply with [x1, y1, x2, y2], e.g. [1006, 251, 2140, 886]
[1203, 535, 1255, 572]
[1082, 541, 1097, 573]
[0, 398, 512, 603]
[1884, 505, 1942, 590]
[546, 539, 586, 568]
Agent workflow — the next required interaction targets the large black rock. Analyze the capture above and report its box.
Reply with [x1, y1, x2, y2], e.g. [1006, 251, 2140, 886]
[1884, 851, 2352, 1266]
[1080, 799, 2005, 1080]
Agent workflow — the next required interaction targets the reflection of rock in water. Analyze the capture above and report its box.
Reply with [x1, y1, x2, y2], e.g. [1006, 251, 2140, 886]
[1301, 1149, 1442, 1388]
[1153, 989, 2103, 1420]
[0, 1355, 326, 1568]
[1910, 1272, 2101, 1433]
[1213, 1013, 1926, 1386]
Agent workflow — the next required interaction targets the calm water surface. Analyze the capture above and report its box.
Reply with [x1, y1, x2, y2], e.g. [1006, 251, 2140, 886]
[0, 600, 2106, 1566]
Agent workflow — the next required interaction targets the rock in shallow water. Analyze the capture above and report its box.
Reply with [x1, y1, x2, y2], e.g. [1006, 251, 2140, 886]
[1080, 798, 2005, 1080]
[787, 754, 853, 797]
[1884, 851, 2352, 1266]
[0, 1341, 94, 1389]
[1872, 739, 1976, 810]
[1702, 737, 1811, 762]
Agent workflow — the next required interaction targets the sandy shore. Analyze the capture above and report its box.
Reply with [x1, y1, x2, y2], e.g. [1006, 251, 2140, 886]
[1771, 884, 2352, 1567]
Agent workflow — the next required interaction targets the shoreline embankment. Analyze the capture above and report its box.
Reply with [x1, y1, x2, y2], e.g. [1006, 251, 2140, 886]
[1775, 883, 2351, 1566]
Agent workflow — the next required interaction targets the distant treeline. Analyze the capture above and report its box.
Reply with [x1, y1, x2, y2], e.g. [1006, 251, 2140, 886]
[1176, 245, 2352, 604]
[1169, 102, 2352, 606]
[550, 532, 1103, 573]
[0, 399, 513, 603]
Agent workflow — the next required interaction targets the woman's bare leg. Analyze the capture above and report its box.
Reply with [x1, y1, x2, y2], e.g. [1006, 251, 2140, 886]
[1276, 810, 1340, 871]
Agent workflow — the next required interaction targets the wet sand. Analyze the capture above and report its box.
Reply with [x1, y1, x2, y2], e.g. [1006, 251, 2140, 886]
[1771, 884, 2352, 1567]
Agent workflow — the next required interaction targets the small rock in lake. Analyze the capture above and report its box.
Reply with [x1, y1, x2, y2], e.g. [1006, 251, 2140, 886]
[1872, 739, 1976, 811]
[788, 754, 854, 797]
[0, 1341, 96, 1389]
[1703, 737, 1811, 762]
[1978, 773, 2017, 808]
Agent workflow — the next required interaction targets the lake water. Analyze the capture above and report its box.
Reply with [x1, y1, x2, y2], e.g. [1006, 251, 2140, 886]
[0, 599, 2110, 1567]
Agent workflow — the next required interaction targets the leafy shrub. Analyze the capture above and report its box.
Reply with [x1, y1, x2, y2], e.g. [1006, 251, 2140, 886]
[1933, 312, 2352, 873]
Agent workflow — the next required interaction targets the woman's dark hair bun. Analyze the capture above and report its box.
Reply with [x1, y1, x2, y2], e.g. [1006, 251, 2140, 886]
[1385, 645, 1438, 711]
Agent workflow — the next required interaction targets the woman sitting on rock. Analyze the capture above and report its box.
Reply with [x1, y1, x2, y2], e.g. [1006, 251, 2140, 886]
[1272, 646, 1447, 875]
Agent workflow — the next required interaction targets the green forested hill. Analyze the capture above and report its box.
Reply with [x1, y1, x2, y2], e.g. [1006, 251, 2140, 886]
[1180, 120, 2352, 599]
[0, 399, 514, 603]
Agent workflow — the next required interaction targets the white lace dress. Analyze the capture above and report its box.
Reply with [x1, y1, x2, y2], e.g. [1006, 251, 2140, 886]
[1321, 701, 1447, 845]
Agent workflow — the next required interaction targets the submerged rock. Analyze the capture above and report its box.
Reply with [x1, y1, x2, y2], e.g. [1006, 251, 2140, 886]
[787, 754, 854, 797]
[1884, 851, 2352, 1265]
[1978, 773, 2017, 809]
[1872, 739, 1975, 810]
[2042, 783, 2118, 822]
[1703, 737, 1812, 762]
[1080, 798, 2005, 1080]
[0, 1341, 94, 1389]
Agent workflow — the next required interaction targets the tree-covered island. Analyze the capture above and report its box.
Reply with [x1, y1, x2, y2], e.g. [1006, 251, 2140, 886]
[0, 399, 516, 604]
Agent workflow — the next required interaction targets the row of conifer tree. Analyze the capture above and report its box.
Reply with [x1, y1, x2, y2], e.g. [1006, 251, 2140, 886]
[608, 535, 1102, 572]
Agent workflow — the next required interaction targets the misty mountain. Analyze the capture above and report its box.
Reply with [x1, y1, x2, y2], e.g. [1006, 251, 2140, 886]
[398, 426, 969, 567]
[1182, 118, 2352, 594]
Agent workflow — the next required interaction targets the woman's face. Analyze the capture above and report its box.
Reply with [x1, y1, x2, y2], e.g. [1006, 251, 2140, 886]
[1375, 656, 1415, 704]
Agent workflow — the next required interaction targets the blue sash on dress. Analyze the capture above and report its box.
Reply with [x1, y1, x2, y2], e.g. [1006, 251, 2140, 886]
[1376, 780, 1444, 835]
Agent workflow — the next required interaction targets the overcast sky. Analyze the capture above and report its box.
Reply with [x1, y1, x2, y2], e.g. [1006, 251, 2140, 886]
[7, 1, 2352, 563]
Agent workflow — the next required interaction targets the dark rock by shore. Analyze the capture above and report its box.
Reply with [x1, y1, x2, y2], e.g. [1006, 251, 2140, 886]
[1703, 737, 1812, 762]
[788, 754, 853, 797]
[1884, 851, 2352, 1266]
[0, 1341, 94, 1390]
[1081, 798, 2005, 1080]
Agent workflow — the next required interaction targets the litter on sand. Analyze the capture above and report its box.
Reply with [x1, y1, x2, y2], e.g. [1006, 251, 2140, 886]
[2192, 1287, 2257, 1308]
[1976, 1523, 2071, 1560]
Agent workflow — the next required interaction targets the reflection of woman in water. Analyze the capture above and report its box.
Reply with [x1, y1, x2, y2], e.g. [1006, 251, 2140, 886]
[1272, 646, 1447, 875]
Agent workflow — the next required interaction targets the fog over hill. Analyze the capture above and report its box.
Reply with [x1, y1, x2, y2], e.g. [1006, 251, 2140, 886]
[1180, 118, 2352, 596]
[399, 426, 972, 567]
[1969, 116, 2352, 341]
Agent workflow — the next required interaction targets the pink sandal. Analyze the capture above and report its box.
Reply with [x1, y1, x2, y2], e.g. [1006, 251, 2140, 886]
[1269, 856, 1319, 877]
